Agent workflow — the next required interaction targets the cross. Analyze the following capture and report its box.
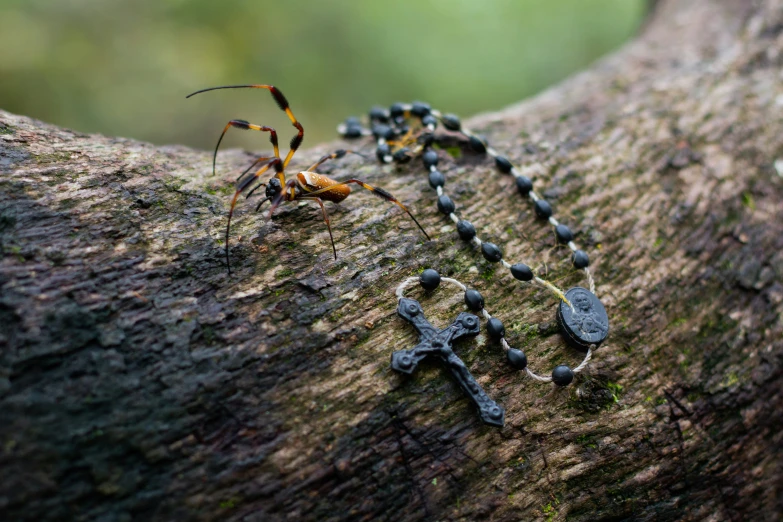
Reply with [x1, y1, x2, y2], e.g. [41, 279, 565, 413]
[391, 297, 505, 427]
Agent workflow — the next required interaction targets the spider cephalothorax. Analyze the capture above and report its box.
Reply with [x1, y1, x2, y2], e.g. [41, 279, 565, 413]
[265, 177, 283, 200]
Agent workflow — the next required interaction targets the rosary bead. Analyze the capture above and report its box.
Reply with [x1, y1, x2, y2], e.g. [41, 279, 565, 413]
[555, 224, 573, 244]
[456, 220, 476, 241]
[437, 194, 456, 215]
[393, 148, 411, 163]
[515, 176, 533, 196]
[421, 114, 438, 128]
[411, 101, 431, 117]
[428, 170, 445, 189]
[469, 135, 488, 154]
[495, 155, 513, 174]
[572, 250, 589, 269]
[389, 102, 405, 119]
[487, 317, 505, 339]
[441, 113, 462, 131]
[342, 117, 363, 138]
[372, 124, 395, 141]
[510, 263, 534, 281]
[419, 268, 441, 290]
[376, 143, 391, 162]
[418, 132, 435, 147]
[369, 106, 389, 122]
[552, 365, 574, 386]
[422, 150, 439, 168]
[481, 242, 503, 263]
[464, 289, 485, 311]
[506, 348, 528, 370]
[534, 199, 552, 219]
[342, 125, 363, 139]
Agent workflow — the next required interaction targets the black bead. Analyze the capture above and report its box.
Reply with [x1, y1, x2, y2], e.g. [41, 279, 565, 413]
[369, 106, 389, 122]
[376, 143, 391, 163]
[393, 148, 411, 163]
[419, 268, 441, 290]
[552, 365, 574, 386]
[464, 289, 484, 311]
[572, 250, 589, 269]
[428, 170, 445, 189]
[534, 199, 552, 219]
[411, 101, 431, 117]
[555, 224, 573, 244]
[506, 348, 528, 370]
[344, 116, 360, 126]
[469, 135, 488, 154]
[343, 125, 363, 139]
[389, 103, 405, 119]
[371, 123, 394, 140]
[421, 114, 438, 128]
[418, 132, 435, 147]
[495, 155, 513, 174]
[510, 263, 534, 281]
[456, 220, 476, 241]
[441, 114, 461, 131]
[515, 176, 533, 196]
[422, 150, 439, 168]
[487, 318, 505, 339]
[481, 242, 502, 263]
[437, 195, 455, 215]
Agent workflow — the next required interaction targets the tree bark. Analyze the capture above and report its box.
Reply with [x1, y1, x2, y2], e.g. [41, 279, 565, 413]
[2, 0, 782, 520]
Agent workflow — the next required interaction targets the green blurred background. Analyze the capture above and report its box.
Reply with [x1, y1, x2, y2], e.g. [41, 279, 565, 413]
[0, 0, 645, 152]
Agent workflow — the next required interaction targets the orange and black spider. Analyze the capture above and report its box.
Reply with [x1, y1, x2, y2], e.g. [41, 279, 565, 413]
[186, 84, 430, 275]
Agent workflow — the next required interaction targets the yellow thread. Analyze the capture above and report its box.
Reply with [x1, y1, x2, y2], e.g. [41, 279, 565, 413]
[537, 278, 571, 308]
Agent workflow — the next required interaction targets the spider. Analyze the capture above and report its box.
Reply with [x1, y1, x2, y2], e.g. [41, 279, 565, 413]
[186, 84, 430, 275]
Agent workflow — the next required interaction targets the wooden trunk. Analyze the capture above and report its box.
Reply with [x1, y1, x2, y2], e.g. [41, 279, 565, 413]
[1, 0, 782, 520]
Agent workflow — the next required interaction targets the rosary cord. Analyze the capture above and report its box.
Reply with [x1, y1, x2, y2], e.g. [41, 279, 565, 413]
[395, 275, 594, 383]
[434, 182, 572, 306]
[395, 276, 420, 300]
[350, 107, 593, 305]
[584, 268, 596, 294]
[572, 347, 594, 373]
[431, 108, 595, 290]
[339, 105, 598, 294]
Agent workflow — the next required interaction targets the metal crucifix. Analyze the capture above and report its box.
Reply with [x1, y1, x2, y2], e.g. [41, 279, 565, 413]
[391, 297, 505, 427]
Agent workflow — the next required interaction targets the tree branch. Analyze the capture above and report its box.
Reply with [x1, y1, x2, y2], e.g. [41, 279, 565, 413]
[1, 0, 782, 519]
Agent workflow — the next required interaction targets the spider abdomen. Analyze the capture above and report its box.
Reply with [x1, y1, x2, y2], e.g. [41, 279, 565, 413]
[297, 172, 351, 202]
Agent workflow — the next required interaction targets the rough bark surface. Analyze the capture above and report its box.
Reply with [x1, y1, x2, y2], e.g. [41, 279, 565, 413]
[2, 0, 783, 520]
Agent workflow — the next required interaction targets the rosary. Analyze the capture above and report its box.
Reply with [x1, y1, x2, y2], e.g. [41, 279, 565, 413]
[338, 102, 610, 428]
